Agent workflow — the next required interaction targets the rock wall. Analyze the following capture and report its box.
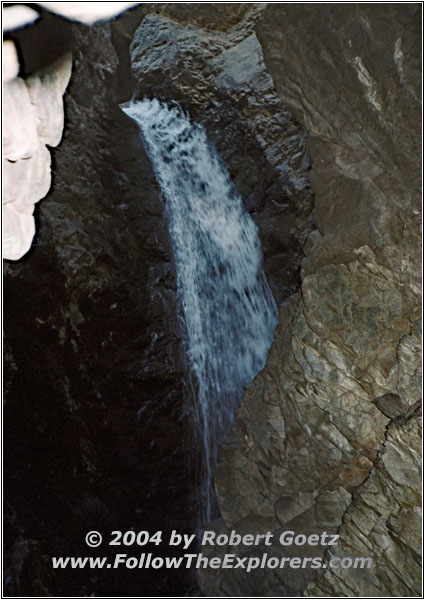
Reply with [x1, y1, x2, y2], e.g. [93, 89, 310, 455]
[198, 4, 421, 597]
[3, 3, 421, 598]
[3, 21, 198, 598]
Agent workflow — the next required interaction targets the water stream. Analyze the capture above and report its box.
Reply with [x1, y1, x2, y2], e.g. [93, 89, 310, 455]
[122, 99, 278, 524]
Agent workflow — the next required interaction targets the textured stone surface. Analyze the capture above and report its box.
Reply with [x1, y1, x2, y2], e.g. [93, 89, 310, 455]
[3, 3, 421, 598]
[198, 4, 421, 597]
[3, 22, 199, 598]
[306, 409, 421, 597]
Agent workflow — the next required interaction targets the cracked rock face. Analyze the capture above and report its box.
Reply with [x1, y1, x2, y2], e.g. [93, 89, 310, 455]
[306, 408, 421, 597]
[198, 4, 421, 597]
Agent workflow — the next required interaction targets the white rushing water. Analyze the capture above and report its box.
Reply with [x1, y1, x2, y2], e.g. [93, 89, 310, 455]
[122, 99, 278, 523]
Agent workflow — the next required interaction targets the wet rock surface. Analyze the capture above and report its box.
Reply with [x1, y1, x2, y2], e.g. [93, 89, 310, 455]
[197, 4, 421, 597]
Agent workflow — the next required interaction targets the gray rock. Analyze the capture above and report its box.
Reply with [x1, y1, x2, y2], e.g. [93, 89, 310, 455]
[198, 4, 421, 597]
[3, 4, 421, 597]
[373, 393, 410, 419]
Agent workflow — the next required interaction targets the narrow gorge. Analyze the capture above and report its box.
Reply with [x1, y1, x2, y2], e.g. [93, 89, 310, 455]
[3, 3, 421, 598]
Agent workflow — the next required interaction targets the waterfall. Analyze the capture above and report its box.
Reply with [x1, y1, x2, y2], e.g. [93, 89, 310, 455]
[122, 99, 278, 524]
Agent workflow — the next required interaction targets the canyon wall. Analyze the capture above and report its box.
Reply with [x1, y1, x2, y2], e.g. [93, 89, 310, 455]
[3, 3, 421, 598]
[198, 4, 421, 597]
[4, 21, 197, 597]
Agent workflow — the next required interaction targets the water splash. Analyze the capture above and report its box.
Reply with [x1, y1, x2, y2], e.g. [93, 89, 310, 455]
[122, 99, 278, 524]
